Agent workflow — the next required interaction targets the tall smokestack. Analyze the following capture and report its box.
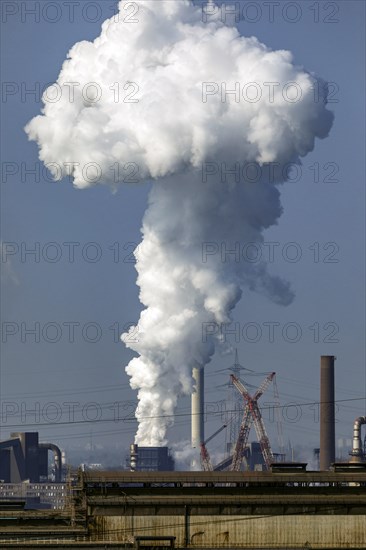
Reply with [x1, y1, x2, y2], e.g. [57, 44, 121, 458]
[191, 367, 204, 449]
[320, 355, 336, 470]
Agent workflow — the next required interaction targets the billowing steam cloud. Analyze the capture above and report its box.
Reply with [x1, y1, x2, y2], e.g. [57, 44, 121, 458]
[26, 0, 333, 445]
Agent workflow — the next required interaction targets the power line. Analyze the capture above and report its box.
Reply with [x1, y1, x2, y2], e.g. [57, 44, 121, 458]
[1, 396, 365, 429]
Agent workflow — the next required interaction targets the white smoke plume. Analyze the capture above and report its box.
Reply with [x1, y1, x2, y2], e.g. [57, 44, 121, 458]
[171, 440, 201, 471]
[25, 0, 333, 446]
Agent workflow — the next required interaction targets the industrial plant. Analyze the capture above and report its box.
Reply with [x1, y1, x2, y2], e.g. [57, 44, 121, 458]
[0, 355, 365, 548]
[129, 444, 175, 472]
[0, 432, 63, 484]
[4, 0, 362, 545]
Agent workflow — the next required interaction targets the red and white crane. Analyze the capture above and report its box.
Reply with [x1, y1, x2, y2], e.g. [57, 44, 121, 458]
[230, 372, 275, 471]
[200, 424, 227, 471]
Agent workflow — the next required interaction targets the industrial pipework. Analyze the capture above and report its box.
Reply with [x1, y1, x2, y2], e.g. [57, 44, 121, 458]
[350, 416, 366, 462]
[130, 444, 138, 471]
[39, 443, 62, 482]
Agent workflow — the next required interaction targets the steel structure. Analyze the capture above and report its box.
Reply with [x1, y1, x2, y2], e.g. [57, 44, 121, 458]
[200, 425, 226, 471]
[1, 468, 366, 547]
[0, 432, 62, 483]
[226, 350, 245, 452]
[231, 373, 275, 471]
[199, 442, 212, 472]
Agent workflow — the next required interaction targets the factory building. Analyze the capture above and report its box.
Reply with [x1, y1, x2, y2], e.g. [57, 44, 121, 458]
[0, 481, 67, 510]
[130, 444, 175, 471]
[0, 432, 62, 483]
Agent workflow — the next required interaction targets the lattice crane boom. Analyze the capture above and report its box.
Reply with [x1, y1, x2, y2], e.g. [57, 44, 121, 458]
[250, 401, 274, 468]
[200, 424, 227, 471]
[200, 442, 213, 471]
[254, 372, 275, 401]
[230, 374, 251, 401]
[231, 404, 252, 471]
[230, 372, 276, 471]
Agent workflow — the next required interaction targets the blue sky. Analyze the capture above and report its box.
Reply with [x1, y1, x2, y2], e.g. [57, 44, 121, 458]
[1, 0, 365, 464]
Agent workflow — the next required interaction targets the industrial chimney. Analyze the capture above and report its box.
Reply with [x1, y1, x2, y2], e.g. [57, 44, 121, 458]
[191, 366, 204, 449]
[320, 355, 336, 470]
[350, 416, 366, 462]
